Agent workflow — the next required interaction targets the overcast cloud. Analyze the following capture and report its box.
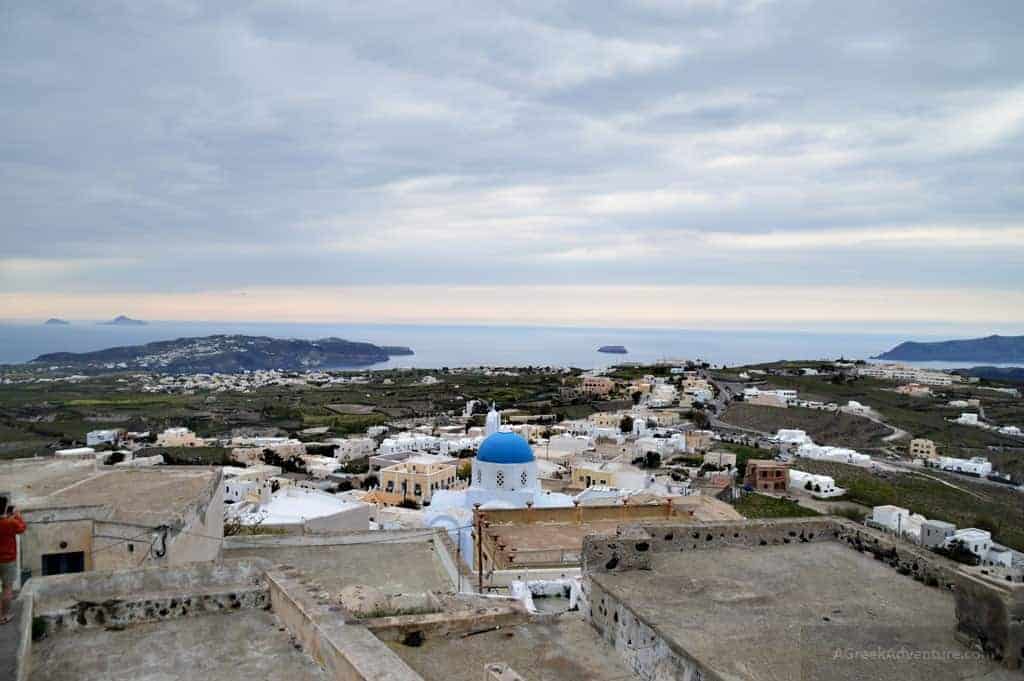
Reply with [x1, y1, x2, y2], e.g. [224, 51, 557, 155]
[1, 1, 1022, 328]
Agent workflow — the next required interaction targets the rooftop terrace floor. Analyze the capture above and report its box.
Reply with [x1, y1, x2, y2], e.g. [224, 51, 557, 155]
[29, 610, 327, 681]
[225, 537, 452, 594]
[388, 617, 635, 681]
[593, 541, 1017, 681]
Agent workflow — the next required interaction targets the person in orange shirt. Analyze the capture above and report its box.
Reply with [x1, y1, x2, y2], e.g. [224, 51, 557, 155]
[0, 495, 27, 625]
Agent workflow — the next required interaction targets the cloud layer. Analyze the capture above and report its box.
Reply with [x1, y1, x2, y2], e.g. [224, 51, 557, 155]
[2, 1, 1023, 328]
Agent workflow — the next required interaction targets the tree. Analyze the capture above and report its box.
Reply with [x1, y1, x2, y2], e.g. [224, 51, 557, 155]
[457, 460, 472, 481]
[642, 451, 661, 469]
[619, 415, 634, 433]
[935, 539, 980, 566]
[104, 451, 126, 466]
[691, 410, 710, 429]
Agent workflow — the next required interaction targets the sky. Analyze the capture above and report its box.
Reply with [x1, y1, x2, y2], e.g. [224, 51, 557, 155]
[1, 1, 1023, 332]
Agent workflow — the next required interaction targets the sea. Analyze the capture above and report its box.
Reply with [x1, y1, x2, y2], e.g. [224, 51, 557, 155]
[2, 321, 1016, 371]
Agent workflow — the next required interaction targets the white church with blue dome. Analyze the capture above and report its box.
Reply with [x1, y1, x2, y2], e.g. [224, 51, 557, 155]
[425, 405, 574, 564]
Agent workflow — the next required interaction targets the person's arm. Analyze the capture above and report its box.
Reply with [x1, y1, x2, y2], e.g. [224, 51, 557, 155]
[0, 513, 26, 535]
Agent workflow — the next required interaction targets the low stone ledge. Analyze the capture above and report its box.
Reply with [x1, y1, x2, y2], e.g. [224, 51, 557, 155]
[266, 568, 426, 681]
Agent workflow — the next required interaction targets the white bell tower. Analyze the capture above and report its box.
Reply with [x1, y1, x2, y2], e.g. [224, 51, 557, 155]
[485, 403, 500, 436]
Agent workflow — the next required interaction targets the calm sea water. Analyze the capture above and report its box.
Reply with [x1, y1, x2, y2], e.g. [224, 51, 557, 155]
[1, 321, 997, 370]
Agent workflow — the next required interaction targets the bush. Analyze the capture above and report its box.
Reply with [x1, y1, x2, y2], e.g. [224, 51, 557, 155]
[32, 617, 47, 641]
[833, 506, 868, 523]
[338, 456, 370, 475]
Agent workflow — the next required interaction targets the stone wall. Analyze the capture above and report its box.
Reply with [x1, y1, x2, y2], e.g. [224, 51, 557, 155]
[582, 516, 965, 586]
[954, 571, 1024, 669]
[266, 566, 426, 681]
[583, 516, 1024, 672]
[25, 558, 270, 634]
[588, 576, 712, 681]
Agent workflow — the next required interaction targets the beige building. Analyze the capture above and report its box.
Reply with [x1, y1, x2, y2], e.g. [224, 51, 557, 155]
[571, 461, 648, 490]
[155, 427, 205, 447]
[685, 430, 714, 454]
[4, 458, 223, 581]
[703, 450, 737, 469]
[581, 376, 615, 396]
[896, 383, 934, 397]
[746, 392, 788, 408]
[633, 409, 684, 427]
[377, 455, 464, 506]
[588, 411, 624, 428]
[909, 438, 938, 460]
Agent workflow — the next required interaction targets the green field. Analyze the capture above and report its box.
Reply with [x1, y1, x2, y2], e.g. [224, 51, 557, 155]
[731, 374, 1024, 455]
[721, 402, 891, 449]
[734, 492, 821, 519]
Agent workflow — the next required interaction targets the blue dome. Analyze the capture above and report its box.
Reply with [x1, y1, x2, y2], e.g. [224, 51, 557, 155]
[476, 431, 535, 464]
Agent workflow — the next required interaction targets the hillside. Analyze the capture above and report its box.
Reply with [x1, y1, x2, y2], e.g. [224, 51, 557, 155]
[721, 402, 891, 449]
[955, 366, 1024, 385]
[875, 335, 1024, 362]
[29, 335, 414, 373]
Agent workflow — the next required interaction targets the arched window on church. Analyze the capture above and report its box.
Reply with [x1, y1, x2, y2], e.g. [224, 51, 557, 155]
[521, 470, 528, 486]
[496, 471, 505, 488]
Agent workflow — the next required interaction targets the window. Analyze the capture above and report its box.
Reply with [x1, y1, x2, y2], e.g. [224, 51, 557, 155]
[496, 471, 505, 487]
[521, 470, 528, 486]
[476, 468, 482, 484]
[386, 480, 394, 492]
[41, 551, 85, 576]
[414, 484, 422, 496]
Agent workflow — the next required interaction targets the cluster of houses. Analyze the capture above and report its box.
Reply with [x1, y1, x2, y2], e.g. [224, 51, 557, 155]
[741, 458, 844, 498]
[952, 412, 1022, 437]
[139, 369, 380, 393]
[773, 429, 874, 467]
[869, 505, 1021, 574]
[856, 363, 963, 386]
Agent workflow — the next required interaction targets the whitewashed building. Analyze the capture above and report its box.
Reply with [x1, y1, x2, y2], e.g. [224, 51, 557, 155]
[935, 456, 992, 477]
[789, 470, 844, 498]
[86, 429, 121, 447]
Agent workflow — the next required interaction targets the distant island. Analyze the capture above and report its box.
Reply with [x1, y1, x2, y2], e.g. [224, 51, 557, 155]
[954, 366, 1024, 385]
[44, 318, 70, 325]
[29, 335, 415, 373]
[598, 345, 628, 354]
[100, 315, 147, 326]
[874, 335, 1024, 362]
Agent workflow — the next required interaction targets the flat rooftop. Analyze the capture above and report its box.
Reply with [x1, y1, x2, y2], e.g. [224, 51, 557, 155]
[489, 519, 623, 555]
[5, 459, 218, 524]
[592, 542, 1015, 681]
[484, 496, 741, 563]
[224, 535, 452, 595]
[30, 610, 327, 681]
[388, 617, 634, 681]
